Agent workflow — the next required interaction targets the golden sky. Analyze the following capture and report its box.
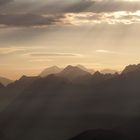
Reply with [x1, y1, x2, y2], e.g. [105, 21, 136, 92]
[0, 0, 140, 79]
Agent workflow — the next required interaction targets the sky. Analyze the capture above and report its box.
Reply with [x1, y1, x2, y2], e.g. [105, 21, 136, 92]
[0, 0, 140, 79]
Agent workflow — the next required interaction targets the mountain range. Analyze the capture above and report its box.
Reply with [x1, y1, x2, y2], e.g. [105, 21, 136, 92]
[39, 65, 115, 78]
[0, 64, 140, 140]
[0, 65, 116, 86]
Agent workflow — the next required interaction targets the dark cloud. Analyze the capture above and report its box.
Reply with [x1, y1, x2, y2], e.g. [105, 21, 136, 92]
[63, 0, 140, 13]
[0, 14, 64, 27]
[63, 0, 95, 13]
[1, 0, 140, 14]
[0, 0, 13, 5]
[36, 0, 140, 14]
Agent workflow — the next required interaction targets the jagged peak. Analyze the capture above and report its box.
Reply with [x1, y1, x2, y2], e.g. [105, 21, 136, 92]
[62, 65, 89, 74]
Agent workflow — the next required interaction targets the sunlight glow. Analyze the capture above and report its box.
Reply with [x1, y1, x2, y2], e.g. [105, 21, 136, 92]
[65, 11, 140, 25]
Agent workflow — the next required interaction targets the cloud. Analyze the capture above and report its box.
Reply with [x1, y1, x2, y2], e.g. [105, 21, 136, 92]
[29, 53, 82, 57]
[0, 47, 27, 55]
[65, 11, 140, 25]
[1, 11, 140, 27]
[95, 49, 128, 56]
[96, 50, 116, 54]
[0, 0, 140, 27]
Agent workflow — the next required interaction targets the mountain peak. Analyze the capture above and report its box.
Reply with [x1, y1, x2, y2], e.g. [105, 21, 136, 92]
[40, 66, 62, 77]
[58, 65, 91, 80]
[64, 65, 79, 70]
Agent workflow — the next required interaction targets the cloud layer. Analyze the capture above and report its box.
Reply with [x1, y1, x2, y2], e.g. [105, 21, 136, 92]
[0, 0, 140, 27]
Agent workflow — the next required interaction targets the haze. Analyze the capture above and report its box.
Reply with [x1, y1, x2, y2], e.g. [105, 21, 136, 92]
[0, 0, 140, 79]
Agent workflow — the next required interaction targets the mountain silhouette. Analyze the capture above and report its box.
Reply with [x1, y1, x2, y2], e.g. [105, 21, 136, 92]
[40, 66, 62, 77]
[0, 64, 140, 140]
[85, 71, 117, 86]
[0, 77, 13, 86]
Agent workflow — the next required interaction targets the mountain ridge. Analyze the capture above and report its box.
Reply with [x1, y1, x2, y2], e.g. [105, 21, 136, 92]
[0, 63, 140, 140]
[122, 64, 140, 74]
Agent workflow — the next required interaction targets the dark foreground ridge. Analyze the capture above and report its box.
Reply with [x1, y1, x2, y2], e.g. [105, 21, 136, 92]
[68, 129, 125, 140]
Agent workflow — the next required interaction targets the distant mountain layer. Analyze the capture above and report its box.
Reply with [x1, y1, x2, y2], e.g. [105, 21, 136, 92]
[76, 65, 95, 74]
[40, 66, 62, 77]
[40, 65, 119, 79]
[0, 77, 13, 86]
[40, 65, 95, 78]
[1, 64, 140, 140]
[58, 65, 91, 80]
